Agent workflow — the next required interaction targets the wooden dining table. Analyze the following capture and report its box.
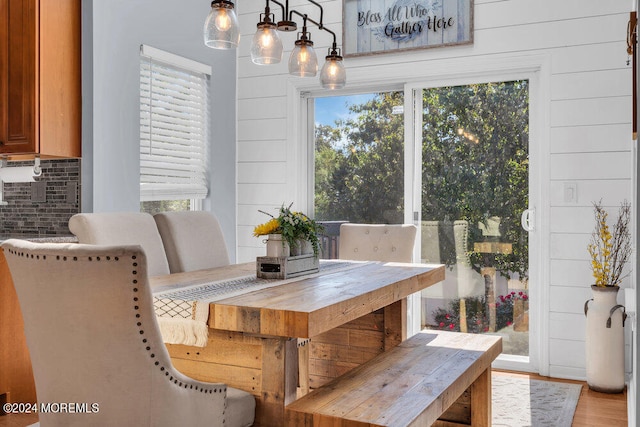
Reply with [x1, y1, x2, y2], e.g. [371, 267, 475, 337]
[151, 260, 445, 427]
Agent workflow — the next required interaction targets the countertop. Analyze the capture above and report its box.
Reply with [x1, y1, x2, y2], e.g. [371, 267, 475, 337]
[0, 235, 78, 244]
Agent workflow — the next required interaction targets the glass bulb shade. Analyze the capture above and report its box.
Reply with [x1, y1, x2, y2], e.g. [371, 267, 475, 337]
[250, 24, 283, 65]
[320, 56, 346, 89]
[288, 42, 318, 77]
[204, 3, 240, 49]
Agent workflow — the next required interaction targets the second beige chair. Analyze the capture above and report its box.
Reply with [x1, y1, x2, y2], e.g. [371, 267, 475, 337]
[69, 212, 170, 277]
[338, 223, 417, 262]
[154, 211, 230, 273]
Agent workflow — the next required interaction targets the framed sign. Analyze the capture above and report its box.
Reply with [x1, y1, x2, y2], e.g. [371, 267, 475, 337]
[343, 0, 473, 57]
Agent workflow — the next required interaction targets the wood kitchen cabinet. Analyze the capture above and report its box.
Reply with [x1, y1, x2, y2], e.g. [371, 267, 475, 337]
[0, 249, 36, 406]
[0, 0, 81, 158]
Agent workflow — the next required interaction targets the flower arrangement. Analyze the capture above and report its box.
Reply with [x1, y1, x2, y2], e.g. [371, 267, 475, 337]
[253, 203, 324, 256]
[587, 200, 631, 287]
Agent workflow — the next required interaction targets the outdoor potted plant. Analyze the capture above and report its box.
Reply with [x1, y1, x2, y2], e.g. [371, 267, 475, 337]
[584, 200, 631, 393]
[253, 203, 323, 258]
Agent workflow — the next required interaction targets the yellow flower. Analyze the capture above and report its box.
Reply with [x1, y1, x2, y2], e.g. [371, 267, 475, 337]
[253, 218, 280, 237]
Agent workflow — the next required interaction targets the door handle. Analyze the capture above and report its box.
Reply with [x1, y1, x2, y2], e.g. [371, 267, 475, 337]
[521, 208, 535, 232]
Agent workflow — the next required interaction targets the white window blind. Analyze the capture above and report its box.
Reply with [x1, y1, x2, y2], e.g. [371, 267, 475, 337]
[140, 45, 210, 201]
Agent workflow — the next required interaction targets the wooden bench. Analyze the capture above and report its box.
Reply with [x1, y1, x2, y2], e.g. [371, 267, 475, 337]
[285, 330, 502, 427]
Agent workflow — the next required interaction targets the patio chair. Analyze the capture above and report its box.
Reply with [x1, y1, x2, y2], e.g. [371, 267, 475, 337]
[1, 239, 255, 427]
[154, 211, 230, 273]
[338, 223, 417, 262]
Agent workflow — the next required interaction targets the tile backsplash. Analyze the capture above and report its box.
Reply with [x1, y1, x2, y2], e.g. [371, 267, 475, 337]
[0, 159, 80, 237]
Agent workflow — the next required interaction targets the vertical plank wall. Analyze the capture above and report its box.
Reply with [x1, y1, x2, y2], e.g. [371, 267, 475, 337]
[235, 0, 634, 380]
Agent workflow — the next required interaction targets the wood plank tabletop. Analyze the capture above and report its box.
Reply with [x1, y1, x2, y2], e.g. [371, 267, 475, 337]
[151, 261, 445, 339]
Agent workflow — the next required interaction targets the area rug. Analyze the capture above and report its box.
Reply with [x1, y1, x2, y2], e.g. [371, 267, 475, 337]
[492, 373, 582, 427]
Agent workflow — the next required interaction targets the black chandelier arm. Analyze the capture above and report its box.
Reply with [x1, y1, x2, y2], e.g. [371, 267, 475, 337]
[270, 0, 287, 23]
[290, 9, 337, 49]
[266, 0, 324, 27]
[304, 0, 324, 28]
[290, 10, 310, 33]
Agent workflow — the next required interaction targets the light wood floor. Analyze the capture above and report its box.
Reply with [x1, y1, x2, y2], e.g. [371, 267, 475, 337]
[0, 371, 628, 426]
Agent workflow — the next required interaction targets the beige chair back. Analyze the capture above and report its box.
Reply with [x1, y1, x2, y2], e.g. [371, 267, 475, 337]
[338, 223, 417, 262]
[1, 239, 254, 426]
[68, 212, 170, 276]
[154, 211, 230, 273]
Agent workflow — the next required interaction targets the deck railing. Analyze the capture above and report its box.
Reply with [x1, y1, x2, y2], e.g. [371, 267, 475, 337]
[317, 221, 348, 260]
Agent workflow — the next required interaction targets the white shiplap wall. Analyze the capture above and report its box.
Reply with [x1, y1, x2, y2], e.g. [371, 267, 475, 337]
[236, 0, 634, 379]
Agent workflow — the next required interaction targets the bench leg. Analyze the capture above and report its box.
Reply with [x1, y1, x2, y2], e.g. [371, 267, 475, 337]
[470, 368, 492, 427]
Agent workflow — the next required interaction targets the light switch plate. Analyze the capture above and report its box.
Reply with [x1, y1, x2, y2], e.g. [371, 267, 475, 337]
[563, 182, 577, 204]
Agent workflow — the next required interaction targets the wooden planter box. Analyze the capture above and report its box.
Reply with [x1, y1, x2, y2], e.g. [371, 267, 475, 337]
[257, 254, 319, 279]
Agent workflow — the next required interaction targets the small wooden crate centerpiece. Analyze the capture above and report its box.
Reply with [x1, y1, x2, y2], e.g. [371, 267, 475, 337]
[257, 254, 319, 279]
[253, 203, 323, 280]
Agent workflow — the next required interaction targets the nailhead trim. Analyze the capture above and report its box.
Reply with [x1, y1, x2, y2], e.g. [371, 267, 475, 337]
[5, 246, 227, 402]
[126, 255, 225, 397]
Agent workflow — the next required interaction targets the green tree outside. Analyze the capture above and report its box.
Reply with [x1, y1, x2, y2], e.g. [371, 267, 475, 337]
[315, 91, 405, 224]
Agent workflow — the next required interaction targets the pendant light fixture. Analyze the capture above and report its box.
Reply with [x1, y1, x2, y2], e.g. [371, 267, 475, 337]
[250, 0, 284, 65]
[288, 15, 318, 77]
[320, 43, 346, 90]
[205, 0, 347, 89]
[203, 0, 240, 49]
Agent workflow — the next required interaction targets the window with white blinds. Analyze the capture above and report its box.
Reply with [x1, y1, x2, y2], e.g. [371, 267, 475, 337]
[139, 45, 211, 201]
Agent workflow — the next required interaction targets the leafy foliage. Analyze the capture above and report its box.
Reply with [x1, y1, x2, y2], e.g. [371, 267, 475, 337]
[315, 92, 405, 224]
[421, 82, 529, 276]
[254, 204, 324, 256]
[140, 200, 190, 214]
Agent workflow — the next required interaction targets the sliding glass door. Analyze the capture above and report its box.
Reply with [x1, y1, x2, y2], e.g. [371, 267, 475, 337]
[412, 81, 531, 358]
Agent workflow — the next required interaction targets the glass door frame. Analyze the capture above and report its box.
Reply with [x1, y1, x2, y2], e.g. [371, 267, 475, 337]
[404, 70, 545, 374]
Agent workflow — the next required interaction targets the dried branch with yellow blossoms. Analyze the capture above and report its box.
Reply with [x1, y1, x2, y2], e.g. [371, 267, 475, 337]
[587, 200, 631, 287]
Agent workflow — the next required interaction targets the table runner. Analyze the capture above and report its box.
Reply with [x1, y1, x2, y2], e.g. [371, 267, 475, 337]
[153, 260, 368, 347]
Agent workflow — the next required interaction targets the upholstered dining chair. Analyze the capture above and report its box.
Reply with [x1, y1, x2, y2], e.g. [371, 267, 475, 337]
[68, 212, 171, 277]
[338, 223, 417, 262]
[1, 239, 255, 427]
[154, 211, 230, 273]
